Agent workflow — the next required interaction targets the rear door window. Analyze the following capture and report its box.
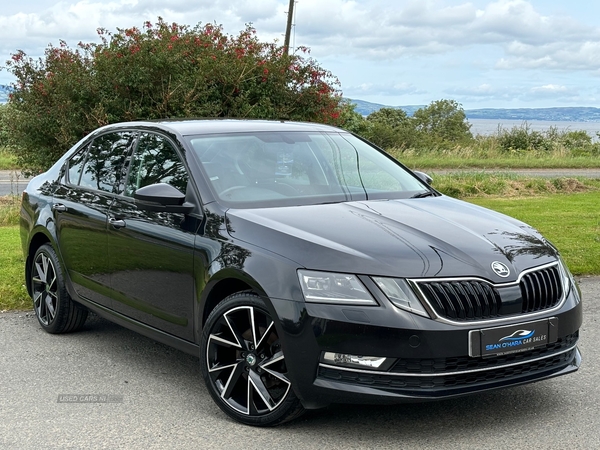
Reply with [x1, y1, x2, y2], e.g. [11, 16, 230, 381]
[77, 131, 138, 193]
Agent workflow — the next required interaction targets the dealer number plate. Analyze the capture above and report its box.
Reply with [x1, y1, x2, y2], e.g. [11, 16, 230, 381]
[471, 319, 550, 358]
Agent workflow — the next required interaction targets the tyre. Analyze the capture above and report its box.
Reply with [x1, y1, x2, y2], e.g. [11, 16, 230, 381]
[30, 244, 88, 334]
[200, 292, 304, 426]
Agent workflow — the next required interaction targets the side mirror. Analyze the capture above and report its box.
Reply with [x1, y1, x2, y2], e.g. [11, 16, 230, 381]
[134, 183, 194, 214]
[413, 171, 433, 185]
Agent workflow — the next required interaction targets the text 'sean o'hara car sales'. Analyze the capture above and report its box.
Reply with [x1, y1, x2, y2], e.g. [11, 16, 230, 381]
[20, 120, 582, 426]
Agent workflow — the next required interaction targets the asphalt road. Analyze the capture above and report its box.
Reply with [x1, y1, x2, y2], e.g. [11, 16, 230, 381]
[0, 277, 598, 450]
[0, 170, 30, 196]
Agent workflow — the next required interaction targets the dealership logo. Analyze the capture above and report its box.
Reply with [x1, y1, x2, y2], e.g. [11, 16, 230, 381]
[499, 330, 535, 341]
[485, 329, 539, 352]
[491, 261, 510, 277]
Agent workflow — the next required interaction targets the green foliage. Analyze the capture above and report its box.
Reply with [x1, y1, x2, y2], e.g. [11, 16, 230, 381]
[364, 107, 417, 149]
[497, 124, 600, 155]
[4, 19, 346, 173]
[336, 100, 370, 135]
[367, 107, 410, 129]
[0, 104, 6, 145]
[346, 100, 473, 151]
[412, 99, 472, 145]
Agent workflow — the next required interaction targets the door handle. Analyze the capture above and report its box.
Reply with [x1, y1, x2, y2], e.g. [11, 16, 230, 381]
[52, 203, 67, 212]
[109, 218, 126, 229]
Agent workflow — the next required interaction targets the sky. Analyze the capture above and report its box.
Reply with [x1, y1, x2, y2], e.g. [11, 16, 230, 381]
[1, 0, 599, 109]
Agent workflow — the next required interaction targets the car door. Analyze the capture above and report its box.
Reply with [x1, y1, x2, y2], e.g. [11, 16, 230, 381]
[53, 131, 137, 307]
[107, 132, 199, 341]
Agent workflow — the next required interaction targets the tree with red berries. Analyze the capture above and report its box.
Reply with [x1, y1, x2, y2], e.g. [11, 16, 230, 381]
[4, 19, 348, 173]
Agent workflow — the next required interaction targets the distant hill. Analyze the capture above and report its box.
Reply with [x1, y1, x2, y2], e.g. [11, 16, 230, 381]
[346, 98, 600, 122]
[3, 86, 600, 121]
[347, 99, 425, 117]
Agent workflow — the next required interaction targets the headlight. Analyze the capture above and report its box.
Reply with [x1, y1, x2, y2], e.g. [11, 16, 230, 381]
[372, 277, 430, 317]
[297, 270, 377, 306]
[558, 256, 574, 298]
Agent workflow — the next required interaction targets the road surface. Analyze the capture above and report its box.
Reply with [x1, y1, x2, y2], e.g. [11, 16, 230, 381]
[0, 277, 598, 449]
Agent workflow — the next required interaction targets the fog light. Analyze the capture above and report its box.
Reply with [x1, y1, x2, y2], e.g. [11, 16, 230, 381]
[323, 352, 387, 369]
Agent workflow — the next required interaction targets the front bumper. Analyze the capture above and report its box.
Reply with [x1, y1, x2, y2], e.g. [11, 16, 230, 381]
[271, 284, 583, 409]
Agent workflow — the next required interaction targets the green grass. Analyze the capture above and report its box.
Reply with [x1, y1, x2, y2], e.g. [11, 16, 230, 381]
[0, 147, 18, 170]
[0, 195, 20, 226]
[432, 174, 600, 198]
[1, 177, 598, 311]
[396, 154, 600, 169]
[0, 226, 30, 311]
[468, 192, 600, 275]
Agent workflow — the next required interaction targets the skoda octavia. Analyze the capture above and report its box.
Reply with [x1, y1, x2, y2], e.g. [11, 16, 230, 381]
[20, 120, 582, 426]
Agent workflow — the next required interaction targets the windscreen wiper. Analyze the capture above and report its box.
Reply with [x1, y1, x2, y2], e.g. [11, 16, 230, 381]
[410, 191, 435, 198]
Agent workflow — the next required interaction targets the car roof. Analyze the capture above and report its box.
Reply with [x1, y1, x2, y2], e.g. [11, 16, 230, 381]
[97, 119, 342, 137]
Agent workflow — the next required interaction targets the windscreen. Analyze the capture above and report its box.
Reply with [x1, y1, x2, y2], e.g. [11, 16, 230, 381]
[187, 131, 429, 208]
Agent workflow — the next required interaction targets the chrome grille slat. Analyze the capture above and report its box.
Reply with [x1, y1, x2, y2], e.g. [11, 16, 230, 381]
[520, 265, 562, 314]
[415, 264, 563, 322]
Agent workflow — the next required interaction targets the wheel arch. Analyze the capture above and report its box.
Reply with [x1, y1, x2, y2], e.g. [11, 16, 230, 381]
[198, 268, 270, 337]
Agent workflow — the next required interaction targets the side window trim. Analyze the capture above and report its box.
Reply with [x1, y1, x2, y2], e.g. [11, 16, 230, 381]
[122, 131, 192, 198]
[66, 143, 91, 187]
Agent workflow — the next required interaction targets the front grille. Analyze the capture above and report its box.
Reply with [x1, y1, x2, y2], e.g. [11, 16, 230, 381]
[520, 265, 563, 313]
[415, 263, 564, 322]
[417, 280, 502, 321]
[318, 333, 579, 395]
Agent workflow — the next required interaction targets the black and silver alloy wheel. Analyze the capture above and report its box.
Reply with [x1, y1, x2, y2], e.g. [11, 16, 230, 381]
[32, 250, 58, 326]
[201, 293, 304, 426]
[30, 244, 88, 334]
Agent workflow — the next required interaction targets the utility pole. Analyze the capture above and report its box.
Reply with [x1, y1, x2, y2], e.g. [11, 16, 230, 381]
[283, 0, 295, 54]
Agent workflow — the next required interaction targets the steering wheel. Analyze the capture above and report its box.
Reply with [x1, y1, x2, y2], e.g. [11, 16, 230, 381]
[219, 186, 248, 197]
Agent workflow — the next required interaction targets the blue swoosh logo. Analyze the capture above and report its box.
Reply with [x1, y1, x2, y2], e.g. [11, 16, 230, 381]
[499, 330, 535, 341]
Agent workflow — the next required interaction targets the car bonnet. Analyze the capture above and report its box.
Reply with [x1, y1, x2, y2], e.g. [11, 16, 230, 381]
[224, 195, 558, 282]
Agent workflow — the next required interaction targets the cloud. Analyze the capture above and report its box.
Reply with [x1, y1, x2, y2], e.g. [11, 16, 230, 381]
[2, 0, 599, 73]
[0, 0, 286, 61]
[445, 82, 586, 105]
[1, 0, 599, 107]
[290, 0, 600, 72]
[496, 41, 600, 71]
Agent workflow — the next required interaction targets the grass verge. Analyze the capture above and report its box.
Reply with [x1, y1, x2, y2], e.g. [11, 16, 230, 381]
[432, 174, 600, 198]
[468, 192, 600, 275]
[1, 176, 598, 311]
[0, 195, 21, 226]
[0, 148, 18, 170]
[0, 226, 29, 311]
[396, 154, 600, 169]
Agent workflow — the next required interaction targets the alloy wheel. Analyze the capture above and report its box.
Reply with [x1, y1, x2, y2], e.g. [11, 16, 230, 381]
[32, 251, 58, 326]
[206, 305, 291, 416]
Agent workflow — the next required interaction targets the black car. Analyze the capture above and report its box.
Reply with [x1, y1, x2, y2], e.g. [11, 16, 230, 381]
[20, 119, 582, 426]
